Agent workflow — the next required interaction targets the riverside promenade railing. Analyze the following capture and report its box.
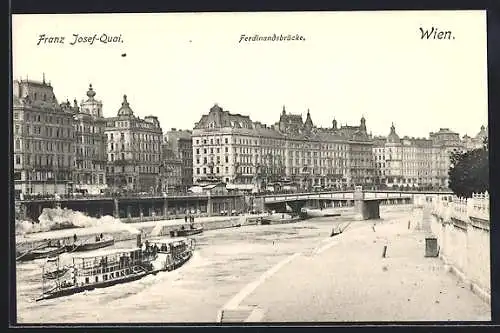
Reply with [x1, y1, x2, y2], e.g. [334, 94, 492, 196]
[427, 191, 490, 303]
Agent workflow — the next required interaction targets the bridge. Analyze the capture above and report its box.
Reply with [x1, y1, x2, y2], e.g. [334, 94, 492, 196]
[16, 189, 454, 222]
[16, 192, 246, 221]
[256, 190, 454, 219]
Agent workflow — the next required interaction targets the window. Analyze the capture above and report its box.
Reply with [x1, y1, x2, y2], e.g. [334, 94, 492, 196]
[225, 156, 229, 163]
[15, 155, 20, 164]
[196, 148, 200, 154]
[203, 168, 206, 174]
[14, 112, 19, 120]
[225, 138, 228, 144]
[196, 168, 200, 175]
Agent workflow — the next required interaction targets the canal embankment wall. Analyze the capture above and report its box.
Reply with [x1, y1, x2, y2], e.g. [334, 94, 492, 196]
[423, 193, 490, 303]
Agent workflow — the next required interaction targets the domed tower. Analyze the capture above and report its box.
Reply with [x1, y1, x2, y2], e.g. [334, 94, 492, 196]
[117, 95, 134, 117]
[80, 83, 103, 118]
[360, 116, 366, 132]
[332, 118, 337, 130]
[279, 105, 287, 132]
[303, 109, 314, 132]
[386, 123, 401, 145]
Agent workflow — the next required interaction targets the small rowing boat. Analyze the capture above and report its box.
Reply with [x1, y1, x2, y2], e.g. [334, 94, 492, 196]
[17, 243, 66, 262]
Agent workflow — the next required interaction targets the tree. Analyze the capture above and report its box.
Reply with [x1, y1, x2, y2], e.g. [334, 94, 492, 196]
[448, 145, 488, 198]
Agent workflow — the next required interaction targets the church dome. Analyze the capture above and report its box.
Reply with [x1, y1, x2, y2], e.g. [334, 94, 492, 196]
[86, 84, 96, 99]
[117, 95, 134, 117]
[386, 123, 400, 144]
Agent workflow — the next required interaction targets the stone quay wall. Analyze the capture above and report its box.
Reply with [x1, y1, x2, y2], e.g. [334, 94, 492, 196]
[425, 192, 490, 303]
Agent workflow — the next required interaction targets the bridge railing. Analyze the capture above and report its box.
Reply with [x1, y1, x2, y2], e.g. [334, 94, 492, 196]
[262, 190, 418, 202]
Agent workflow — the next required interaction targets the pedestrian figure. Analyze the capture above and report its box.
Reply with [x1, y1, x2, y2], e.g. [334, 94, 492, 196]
[73, 234, 77, 243]
[185, 216, 188, 223]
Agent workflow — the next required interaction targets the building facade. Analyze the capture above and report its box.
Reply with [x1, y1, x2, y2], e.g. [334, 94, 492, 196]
[160, 141, 183, 192]
[13, 77, 76, 198]
[372, 125, 487, 189]
[104, 95, 163, 193]
[164, 129, 193, 191]
[192, 104, 375, 191]
[71, 84, 108, 195]
[462, 125, 488, 151]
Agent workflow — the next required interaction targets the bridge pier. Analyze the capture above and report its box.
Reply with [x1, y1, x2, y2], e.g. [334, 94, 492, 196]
[113, 198, 119, 219]
[207, 194, 213, 217]
[163, 199, 168, 217]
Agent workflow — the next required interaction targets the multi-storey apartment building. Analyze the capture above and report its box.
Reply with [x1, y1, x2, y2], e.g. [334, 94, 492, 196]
[429, 128, 464, 187]
[104, 95, 163, 193]
[373, 124, 435, 188]
[71, 84, 108, 194]
[13, 77, 76, 198]
[160, 141, 183, 192]
[192, 104, 374, 190]
[164, 129, 193, 191]
[372, 125, 488, 189]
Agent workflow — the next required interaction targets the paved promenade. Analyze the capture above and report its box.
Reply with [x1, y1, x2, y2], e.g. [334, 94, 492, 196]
[221, 214, 491, 322]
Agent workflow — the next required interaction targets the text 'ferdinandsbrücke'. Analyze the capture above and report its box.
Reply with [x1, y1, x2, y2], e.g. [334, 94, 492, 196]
[239, 34, 306, 43]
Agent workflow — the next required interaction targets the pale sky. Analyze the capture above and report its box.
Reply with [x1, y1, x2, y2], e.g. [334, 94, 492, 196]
[12, 11, 488, 138]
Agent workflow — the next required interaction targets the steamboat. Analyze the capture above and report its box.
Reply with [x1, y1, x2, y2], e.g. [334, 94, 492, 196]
[36, 236, 195, 301]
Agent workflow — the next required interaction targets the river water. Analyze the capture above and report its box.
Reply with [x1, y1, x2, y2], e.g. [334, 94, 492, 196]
[16, 215, 365, 323]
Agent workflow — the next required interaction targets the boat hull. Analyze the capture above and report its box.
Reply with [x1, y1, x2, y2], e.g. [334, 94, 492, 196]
[66, 239, 115, 252]
[260, 217, 301, 225]
[36, 270, 149, 301]
[17, 246, 67, 262]
[170, 228, 203, 237]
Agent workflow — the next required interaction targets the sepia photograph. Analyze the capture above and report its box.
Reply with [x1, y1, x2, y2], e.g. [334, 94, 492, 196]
[11, 10, 490, 324]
